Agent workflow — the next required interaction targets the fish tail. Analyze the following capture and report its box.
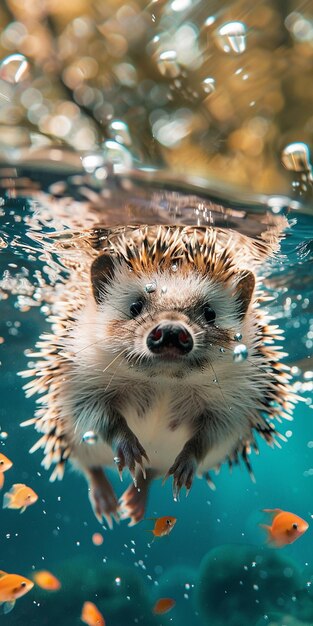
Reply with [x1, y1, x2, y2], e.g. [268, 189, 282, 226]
[2, 491, 12, 509]
[0, 473, 4, 489]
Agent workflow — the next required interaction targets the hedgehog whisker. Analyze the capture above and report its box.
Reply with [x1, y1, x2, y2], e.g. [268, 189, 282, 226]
[102, 348, 129, 374]
[207, 358, 228, 406]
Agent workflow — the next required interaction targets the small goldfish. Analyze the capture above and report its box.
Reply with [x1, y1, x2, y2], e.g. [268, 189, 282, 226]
[153, 598, 176, 615]
[0, 454, 13, 489]
[0, 570, 34, 614]
[260, 508, 309, 547]
[3, 483, 38, 513]
[81, 601, 105, 626]
[146, 516, 177, 538]
[33, 570, 61, 591]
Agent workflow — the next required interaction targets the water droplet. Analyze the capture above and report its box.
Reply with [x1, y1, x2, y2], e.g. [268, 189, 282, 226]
[202, 77, 216, 94]
[217, 22, 247, 54]
[107, 120, 132, 146]
[171, 0, 191, 11]
[233, 344, 248, 363]
[115, 576, 121, 586]
[82, 431, 98, 445]
[157, 51, 180, 78]
[0, 432, 8, 440]
[0, 54, 30, 84]
[281, 142, 312, 172]
[161, 286, 167, 294]
[171, 262, 178, 272]
[102, 140, 133, 174]
[219, 347, 226, 353]
[145, 282, 157, 293]
[234, 333, 242, 341]
[82, 154, 104, 172]
[113, 456, 120, 464]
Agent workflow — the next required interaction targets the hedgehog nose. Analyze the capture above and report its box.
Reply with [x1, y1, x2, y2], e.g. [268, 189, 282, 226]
[147, 324, 193, 355]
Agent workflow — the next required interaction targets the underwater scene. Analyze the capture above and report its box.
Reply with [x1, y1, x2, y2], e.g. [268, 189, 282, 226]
[0, 1, 313, 625]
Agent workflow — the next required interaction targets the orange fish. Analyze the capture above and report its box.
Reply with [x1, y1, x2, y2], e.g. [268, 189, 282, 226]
[92, 533, 103, 546]
[0, 454, 13, 489]
[0, 570, 34, 614]
[153, 598, 176, 615]
[33, 570, 61, 591]
[3, 483, 38, 513]
[146, 516, 177, 538]
[260, 508, 309, 547]
[81, 601, 105, 626]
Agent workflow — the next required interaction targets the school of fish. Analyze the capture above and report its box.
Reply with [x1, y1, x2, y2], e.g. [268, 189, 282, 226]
[0, 447, 310, 618]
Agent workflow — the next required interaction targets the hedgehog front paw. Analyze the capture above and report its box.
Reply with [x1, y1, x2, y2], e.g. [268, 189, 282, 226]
[114, 435, 149, 484]
[165, 452, 197, 500]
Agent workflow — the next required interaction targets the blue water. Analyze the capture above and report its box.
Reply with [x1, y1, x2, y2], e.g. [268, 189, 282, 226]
[0, 176, 313, 626]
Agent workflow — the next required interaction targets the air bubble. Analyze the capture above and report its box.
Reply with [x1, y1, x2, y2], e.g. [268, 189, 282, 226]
[115, 577, 121, 586]
[216, 22, 247, 54]
[0, 53, 30, 84]
[202, 77, 215, 95]
[161, 286, 168, 294]
[171, 262, 178, 272]
[0, 432, 8, 440]
[233, 344, 248, 363]
[145, 282, 157, 293]
[281, 142, 312, 173]
[219, 347, 226, 353]
[82, 154, 104, 172]
[107, 120, 132, 146]
[102, 140, 133, 174]
[157, 51, 180, 78]
[82, 431, 98, 445]
[234, 333, 242, 341]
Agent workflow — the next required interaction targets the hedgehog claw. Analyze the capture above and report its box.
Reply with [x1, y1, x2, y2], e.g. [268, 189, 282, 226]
[166, 452, 197, 500]
[115, 436, 148, 483]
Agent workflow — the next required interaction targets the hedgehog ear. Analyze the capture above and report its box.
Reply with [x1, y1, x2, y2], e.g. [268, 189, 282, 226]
[91, 253, 115, 304]
[234, 271, 255, 318]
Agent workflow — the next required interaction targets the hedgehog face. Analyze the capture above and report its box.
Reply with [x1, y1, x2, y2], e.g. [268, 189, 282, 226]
[90, 252, 255, 378]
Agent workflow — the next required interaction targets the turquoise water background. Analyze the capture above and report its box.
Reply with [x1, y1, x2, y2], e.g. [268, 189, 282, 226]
[0, 190, 313, 626]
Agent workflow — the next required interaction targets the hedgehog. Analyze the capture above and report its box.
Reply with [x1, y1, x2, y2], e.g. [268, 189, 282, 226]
[20, 224, 297, 528]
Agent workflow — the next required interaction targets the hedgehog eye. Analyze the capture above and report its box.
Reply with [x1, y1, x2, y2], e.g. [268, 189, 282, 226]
[203, 305, 216, 323]
[292, 523, 298, 530]
[130, 300, 144, 318]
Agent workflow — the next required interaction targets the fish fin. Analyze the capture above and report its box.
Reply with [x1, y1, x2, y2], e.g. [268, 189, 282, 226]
[20, 506, 26, 514]
[0, 473, 4, 489]
[262, 508, 283, 518]
[0, 571, 7, 578]
[2, 492, 12, 509]
[3, 600, 15, 614]
[259, 523, 274, 543]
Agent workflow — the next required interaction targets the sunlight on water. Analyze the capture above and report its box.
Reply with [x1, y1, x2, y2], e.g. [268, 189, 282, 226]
[0, 1, 312, 625]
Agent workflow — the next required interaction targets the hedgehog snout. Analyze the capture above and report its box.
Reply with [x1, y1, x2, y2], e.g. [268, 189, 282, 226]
[146, 323, 193, 356]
